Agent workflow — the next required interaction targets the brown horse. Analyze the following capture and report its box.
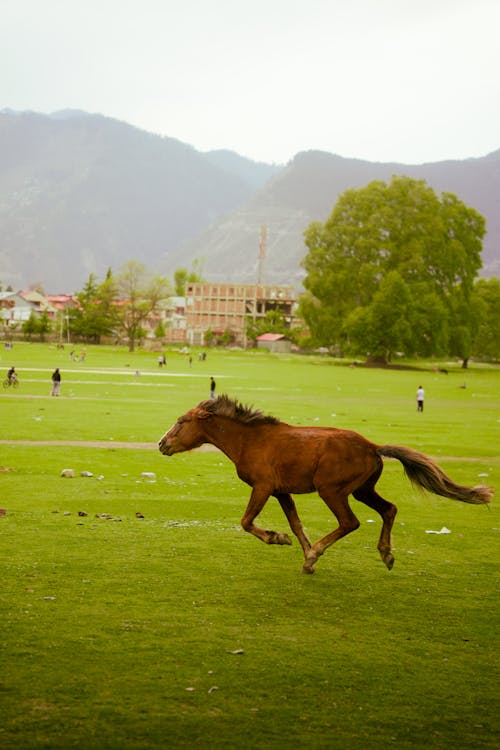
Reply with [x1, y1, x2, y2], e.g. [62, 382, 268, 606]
[158, 395, 493, 574]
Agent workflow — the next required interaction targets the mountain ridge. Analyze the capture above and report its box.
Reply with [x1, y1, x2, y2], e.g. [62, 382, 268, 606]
[0, 110, 498, 292]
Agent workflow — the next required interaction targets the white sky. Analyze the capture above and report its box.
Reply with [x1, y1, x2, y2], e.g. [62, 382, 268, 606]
[2, 0, 499, 165]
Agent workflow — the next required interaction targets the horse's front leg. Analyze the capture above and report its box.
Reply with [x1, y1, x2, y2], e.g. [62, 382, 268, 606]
[275, 493, 311, 553]
[241, 486, 292, 546]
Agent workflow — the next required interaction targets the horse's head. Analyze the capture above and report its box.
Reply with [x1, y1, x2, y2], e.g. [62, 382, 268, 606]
[158, 404, 210, 456]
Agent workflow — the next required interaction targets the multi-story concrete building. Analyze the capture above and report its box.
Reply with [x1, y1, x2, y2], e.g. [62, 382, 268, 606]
[184, 282, 296, 346]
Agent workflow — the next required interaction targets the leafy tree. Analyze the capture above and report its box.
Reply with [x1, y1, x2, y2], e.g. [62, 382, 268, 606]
[411, 286, 449, 358]
[97, 268, 120, 340]
[344, 271, 414, 362]
[71, 274, 99, 341]
[220, 328, 234, 346]
[154, 319, 166, 340]
[203, 327, 236, 347]
[37, 310, 51, 342]
[472, 278, 500, 359]
[71, 271, 119, 343]
[22, 311, 38, 341]
[174, 259, 204, 295]
[116, 261, 172, 351]
[246, 309, 291, 343]
[301, 176, 486, 363]
[21, 310, 51, 341]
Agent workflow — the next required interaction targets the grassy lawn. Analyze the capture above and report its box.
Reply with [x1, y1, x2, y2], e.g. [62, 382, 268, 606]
[1, 343, 499, 749]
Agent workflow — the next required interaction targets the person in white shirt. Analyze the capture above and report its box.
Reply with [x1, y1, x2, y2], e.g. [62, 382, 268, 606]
[416, 385, 424, 412]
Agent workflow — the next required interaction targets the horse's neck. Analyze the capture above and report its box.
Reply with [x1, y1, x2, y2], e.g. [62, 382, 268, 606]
[202, 417, 245, 462]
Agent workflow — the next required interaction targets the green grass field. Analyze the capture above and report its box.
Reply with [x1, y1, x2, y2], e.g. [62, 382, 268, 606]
[1, 343, 499, 749]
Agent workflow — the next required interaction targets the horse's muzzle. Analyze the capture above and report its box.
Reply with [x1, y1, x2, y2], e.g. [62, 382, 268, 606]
[158, 437, 173, 456]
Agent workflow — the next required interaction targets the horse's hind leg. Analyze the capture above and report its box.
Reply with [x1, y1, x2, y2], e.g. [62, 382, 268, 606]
[275, 493, 312, 554]
[302, 493, 360, 574]
[353, 474, 397, 570]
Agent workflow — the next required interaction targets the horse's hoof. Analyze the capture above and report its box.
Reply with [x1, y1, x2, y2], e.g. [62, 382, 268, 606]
[384, 555, 395, 571]
[269, 531, 292, 545]
[302, 557, 317, 574]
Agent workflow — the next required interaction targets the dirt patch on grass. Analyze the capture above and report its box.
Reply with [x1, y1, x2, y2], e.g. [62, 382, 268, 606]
[0, 439, 219, 451]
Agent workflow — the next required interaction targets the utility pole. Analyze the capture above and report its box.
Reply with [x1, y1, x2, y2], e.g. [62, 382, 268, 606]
[257, 224, 267, 285]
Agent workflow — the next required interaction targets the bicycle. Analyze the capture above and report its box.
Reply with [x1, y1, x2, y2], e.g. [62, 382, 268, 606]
[2, 376, 19, 389]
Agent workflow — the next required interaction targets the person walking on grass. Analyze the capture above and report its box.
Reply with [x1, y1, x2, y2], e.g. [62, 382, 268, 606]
[210, 377, 216, 400]
[416, 384, 424, 412]
[51, 368, 61, 396]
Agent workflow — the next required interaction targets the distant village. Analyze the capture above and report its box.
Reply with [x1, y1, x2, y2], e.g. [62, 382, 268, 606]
[0, 282, 300, 352]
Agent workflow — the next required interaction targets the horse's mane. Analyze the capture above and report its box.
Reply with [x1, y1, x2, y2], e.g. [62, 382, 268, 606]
[200, 394, 280, 425]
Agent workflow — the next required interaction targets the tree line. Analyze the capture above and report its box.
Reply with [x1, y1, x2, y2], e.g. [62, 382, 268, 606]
[6, 261, 203, 352]
[4, 176, 500, 361]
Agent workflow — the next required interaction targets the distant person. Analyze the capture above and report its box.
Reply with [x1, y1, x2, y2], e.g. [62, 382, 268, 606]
[416, 385, 424, 412]
[210, 377, 216, 400]
[7, 366, 16, 383]
[51, 367, 61, 396]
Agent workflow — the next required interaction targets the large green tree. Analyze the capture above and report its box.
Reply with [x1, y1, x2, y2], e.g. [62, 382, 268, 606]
[300, 176, 486, 363]
[116, 261, 172, 351]
[71, 270, 119, 343]
[472, 278, 500, 360]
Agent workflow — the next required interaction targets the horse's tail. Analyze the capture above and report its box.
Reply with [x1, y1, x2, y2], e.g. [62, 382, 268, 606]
[377, 445, 493, 505]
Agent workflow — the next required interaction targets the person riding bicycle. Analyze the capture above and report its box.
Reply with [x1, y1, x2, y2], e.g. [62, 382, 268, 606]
[7, 367, 17, 383]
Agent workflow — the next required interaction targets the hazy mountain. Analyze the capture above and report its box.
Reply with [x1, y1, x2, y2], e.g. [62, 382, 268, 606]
[166, 149, 500, 285]
[0, 110, 272, 291]
[203, 149, 282, 190]
[0, 110, 498, 293]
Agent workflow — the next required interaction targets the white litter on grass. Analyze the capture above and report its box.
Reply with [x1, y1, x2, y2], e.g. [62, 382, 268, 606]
[61, 468, 75, 478]
[425, 527, 451, 535]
